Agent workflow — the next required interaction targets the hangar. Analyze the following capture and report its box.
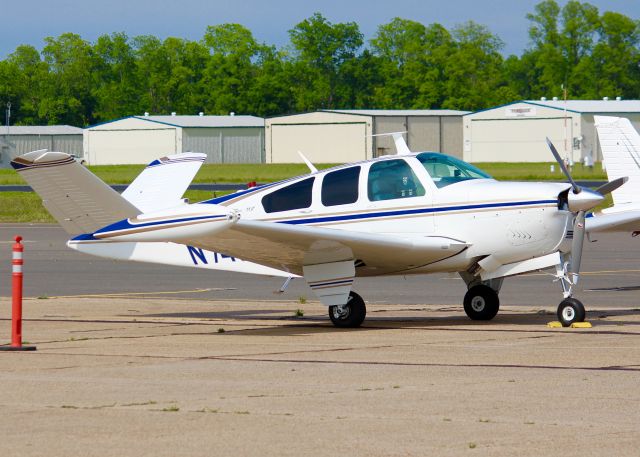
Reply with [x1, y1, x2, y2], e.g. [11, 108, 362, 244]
[0, 125, 83, 168]
[463, 99, 640, 163]
[265, 109, 468, 164]
[84, 114, 264, 165]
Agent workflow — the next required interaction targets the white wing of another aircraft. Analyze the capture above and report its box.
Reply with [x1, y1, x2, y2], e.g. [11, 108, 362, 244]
[586, 116, 640, 233]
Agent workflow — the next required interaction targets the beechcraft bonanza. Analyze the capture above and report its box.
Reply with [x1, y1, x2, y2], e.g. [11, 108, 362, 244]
[12, 134, 631, 328]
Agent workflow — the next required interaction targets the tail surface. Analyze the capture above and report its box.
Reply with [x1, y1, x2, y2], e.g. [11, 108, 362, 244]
[595, 116, 640, 208]
[121, 153, 205, 212]
[12, 151, 139, 234]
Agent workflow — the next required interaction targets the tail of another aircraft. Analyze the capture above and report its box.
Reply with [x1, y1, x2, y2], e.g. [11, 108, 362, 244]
[595, 116, 640, 209]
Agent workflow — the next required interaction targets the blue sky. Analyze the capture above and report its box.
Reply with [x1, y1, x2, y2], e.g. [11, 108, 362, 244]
[2, 0, 639, 59]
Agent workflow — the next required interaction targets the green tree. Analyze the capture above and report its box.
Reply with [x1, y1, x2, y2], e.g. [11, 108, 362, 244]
[133, 35, 208, 115]
[92, 33, 140, 120]
[443, 22, 513, 110]
[288, 12, 363, 109]
[41, 33, 96, 125]
[201, 24, 260, 115]
[591, 12, 640, 98]
[0, 45, 49, 125]
[370, 18, 435, 108]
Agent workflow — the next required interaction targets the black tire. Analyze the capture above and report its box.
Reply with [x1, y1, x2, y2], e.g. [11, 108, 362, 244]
[329, 291, 366, 328]
[463, 285, 500, 321]
[557, 298, 586, 327]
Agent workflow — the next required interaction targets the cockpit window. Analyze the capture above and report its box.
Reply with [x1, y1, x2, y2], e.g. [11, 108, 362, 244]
[368, 159, 425, 202]
[262, 177, 315, 213]
[416, 153, 492, 188]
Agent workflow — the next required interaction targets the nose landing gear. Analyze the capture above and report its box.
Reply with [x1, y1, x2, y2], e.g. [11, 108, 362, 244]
[557, 297, 586, 327]
[555, 258, 587, 327]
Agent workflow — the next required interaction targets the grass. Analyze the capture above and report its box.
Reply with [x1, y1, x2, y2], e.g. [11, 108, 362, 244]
[0, 161, 607, 186]
[480, 162, 606, 181]
[0, 192, 56, 223]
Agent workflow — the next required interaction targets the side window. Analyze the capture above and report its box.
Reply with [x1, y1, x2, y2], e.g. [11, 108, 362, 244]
[262, 177, 315, 213]
[368, 159, 425, 202]
[321, 167, 360, 206]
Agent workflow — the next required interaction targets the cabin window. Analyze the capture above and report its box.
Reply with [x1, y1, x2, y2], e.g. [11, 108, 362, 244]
[416, 152, 492, 188]
[262, 177, 315, 213]
[367, 159, 425, 201]
[321, 167, 360, 206]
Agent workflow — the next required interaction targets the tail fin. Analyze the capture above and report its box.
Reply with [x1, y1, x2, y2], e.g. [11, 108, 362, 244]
[12, 151, 139, 234]
[595, 116, 640, 207]
[121, 152, 205, 212]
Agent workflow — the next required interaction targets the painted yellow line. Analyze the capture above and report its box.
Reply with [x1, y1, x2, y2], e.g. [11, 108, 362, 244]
[38, 288, 233, 299]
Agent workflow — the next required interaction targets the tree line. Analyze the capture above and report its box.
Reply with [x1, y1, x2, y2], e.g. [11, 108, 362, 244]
[0, 0, 638, 127]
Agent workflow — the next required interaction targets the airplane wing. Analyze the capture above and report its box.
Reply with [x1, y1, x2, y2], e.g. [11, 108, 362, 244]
[586, 210, 640, 234]
[180, 218, 470, 276]
[122, 153, 206, 212]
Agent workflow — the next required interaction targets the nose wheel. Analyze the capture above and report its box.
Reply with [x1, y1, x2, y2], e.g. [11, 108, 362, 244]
[557, 298, 585, 327]
[329, 291, 366, 328]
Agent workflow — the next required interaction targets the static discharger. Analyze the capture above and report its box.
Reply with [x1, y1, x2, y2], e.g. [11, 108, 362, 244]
[0, 236, 36, 352]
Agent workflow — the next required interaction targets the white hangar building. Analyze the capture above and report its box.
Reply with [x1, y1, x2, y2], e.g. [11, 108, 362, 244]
[265, 109, 469, 164]
[84, 114, 265, 165]
[463, 99, 640, 163]
[0, 125, 83, 168]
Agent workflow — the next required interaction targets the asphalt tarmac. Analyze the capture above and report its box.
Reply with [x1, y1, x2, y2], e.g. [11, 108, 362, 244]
[1, 224, 640, 311]
[1, 223, 640, 456]
[1, 297, 640, 456]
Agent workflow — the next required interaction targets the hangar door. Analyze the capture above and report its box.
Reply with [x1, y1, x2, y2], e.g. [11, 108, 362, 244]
[270, 122, 368, 163]
[87, 128, 177, 165]
[469, 118, 572, 162]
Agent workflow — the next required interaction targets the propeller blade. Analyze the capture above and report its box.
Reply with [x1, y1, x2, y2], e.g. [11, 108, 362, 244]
[595, 176, 628, 196]
[570, 210, 586, 282]
[546, 137, 581, 194]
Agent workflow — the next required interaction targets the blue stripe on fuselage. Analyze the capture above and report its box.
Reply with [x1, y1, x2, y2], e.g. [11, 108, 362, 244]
[279, 199, 558, 225]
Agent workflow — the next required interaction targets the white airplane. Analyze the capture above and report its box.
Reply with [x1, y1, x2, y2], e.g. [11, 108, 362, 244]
[586, 116, 640, 235]
[11, 136, 627, 328]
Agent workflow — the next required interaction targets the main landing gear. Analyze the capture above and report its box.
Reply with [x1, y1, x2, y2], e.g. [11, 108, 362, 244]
[329, 291, 366, 328]
[463, 285, 500, 321]
[459, 274, 502, 322]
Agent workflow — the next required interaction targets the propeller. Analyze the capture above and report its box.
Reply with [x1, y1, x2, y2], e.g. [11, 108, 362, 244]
[595, 176, 627, 196]
[546, 138, 581, 194]
[546, 138, 627, 284]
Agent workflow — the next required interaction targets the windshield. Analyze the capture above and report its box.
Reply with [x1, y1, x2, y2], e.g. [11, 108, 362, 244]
[416, 153, 492, 188]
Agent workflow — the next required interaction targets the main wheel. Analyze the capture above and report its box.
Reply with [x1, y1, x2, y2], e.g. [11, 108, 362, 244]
[463, 285, 500, 321]
[557, 298, 586, 327]
[329, 291, 366, 328]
